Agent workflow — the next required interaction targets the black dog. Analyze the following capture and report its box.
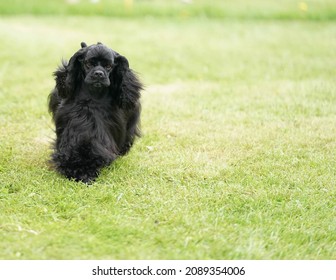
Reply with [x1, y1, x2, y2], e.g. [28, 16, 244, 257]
[48, 42, 142, 183]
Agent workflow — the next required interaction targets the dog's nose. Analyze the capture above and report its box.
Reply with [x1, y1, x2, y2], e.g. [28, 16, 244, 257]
[94, 70, 104, 78]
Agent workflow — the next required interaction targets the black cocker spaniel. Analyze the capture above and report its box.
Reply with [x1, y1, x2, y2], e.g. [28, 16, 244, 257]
[48, 42, 143, 183]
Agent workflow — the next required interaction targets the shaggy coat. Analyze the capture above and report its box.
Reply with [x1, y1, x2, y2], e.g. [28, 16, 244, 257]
[48, 42, 142, 183]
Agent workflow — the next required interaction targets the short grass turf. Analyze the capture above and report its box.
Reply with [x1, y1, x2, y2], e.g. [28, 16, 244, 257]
[0, 15, 335, 259]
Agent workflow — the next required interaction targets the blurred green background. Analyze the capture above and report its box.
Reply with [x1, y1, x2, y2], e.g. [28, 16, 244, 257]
[1, 0, 335, 20]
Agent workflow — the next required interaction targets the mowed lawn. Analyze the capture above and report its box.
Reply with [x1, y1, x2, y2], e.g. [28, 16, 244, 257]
[0, 15, 335, 259]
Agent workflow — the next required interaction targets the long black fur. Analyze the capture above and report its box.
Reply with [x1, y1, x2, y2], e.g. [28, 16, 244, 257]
[48, 42, 143, 183]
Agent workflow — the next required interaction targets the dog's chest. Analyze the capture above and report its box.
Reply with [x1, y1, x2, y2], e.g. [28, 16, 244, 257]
[72, 98, 126, 145]
[75, 98, 111, 121]
[74, 98, 124, 132]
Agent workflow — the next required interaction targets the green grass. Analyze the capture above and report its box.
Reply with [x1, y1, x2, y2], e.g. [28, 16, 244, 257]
[0, 6, 336, 259]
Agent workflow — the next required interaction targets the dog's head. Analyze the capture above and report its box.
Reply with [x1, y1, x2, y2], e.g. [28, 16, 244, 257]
[80, 42, 114, 88]
[64, 42, 129, 96]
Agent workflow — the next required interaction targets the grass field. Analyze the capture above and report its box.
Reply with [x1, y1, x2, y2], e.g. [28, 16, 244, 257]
[0, 1, 336, 259]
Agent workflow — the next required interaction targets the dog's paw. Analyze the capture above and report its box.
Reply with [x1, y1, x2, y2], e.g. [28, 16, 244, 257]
[75, 174, 95, 184]
[75, 170, 99, 184]
[62, 167, 98, 184]
[119, 142, 133, 156]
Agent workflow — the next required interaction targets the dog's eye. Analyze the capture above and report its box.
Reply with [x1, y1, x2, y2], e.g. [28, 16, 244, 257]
[105, 64, 113, 70]
[85, 61, 93, 68]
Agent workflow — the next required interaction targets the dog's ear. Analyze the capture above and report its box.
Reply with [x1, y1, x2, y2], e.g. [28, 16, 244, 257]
[64, 45, 87, 97]
[53, 59, 68, 98]
[110, 54, 143, 109]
